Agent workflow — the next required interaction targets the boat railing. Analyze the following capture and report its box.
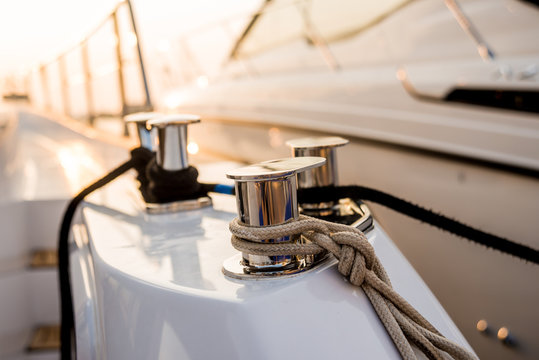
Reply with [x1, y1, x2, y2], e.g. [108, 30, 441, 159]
[23, 0, 365, 118]
[26, 0, 152, 133]
[22, 0, 500, 125]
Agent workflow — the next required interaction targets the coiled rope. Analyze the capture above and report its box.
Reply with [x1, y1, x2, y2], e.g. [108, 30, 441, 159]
[230, 215, 478, 360]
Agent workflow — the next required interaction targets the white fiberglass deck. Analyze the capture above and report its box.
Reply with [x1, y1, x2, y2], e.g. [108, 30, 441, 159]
[0, 108, 128, 360]
[71, 162, 473, 359]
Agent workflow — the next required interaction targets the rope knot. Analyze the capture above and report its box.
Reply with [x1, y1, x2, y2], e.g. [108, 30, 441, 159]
[227, 214, 477, 360]
[337, 245, 366, 286]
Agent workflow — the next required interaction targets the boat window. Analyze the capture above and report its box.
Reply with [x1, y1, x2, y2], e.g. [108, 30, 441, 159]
[231, 0, 410, 59]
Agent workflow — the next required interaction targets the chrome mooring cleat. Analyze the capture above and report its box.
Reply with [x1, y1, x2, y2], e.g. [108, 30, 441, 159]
[124, 111, 161, 150]
[144, 114, 211, 213]
[287, 136, 373, 232]
[223, 157, 333, 279]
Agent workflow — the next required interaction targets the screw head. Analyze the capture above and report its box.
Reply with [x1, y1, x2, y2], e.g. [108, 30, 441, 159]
[497, 327, 510, 342]
[476, 320, 489, 333]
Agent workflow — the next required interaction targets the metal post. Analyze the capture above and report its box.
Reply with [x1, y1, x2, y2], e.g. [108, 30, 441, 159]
[445, 0, 495, 61]
[58, 55, 71, 116]
[147, 114, 200, 171]
[24, 73, 32, 104]
[39, 66, 50, 110]
[81, 42, 95, 125]
[298, 1, 340, 71]
[124, 112, 160, 150]
[224, 157, 326, 278]
[112, 11, 128, 114]
[112, 10, 130, 136]
[125, 0, 153, 111]
[287, 137, 349, 189]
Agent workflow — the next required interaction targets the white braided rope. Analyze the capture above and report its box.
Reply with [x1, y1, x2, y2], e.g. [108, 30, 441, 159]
[229, 215, 477, 360]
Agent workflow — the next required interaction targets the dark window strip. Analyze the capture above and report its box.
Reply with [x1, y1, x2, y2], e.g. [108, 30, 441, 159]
[445, 88, 539, 114]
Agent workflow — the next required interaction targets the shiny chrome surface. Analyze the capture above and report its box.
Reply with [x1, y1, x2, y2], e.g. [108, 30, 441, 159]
[288, 138, 374, 232]
[225, 157, 325, 275]
[288, 137, 350, 217]
[147, 114, 200, 171]
[124, 112, 160, 150]
[287, 137, 348, 188]
[343, 199, 374, 233]
[226, 157, 326, 181]
[235, 176, 299, 228]
[286, 136, 349, 150]
[222, 252, 334, 280]
[146, 196, 212, 214]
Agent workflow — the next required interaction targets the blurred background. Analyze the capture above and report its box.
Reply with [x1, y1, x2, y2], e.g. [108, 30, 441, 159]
[0, 0, 259, 122]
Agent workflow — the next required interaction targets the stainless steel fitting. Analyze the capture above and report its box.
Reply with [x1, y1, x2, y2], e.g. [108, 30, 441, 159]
[145, 114, 210, 213]
[287, 136, 373, 232]
[147, 114, 200, 171]
[223, 157, 327, 278]
[286, 136, 348, 188]
[287, 137, 348, 214]
[124, 112, 161, 150]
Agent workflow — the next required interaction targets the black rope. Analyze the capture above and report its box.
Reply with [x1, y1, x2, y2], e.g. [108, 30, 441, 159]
[131, 146, 155, 202]
[58, 157, 136, 359]
[297, 185, 539, 265]
[146, 160, 207, 203]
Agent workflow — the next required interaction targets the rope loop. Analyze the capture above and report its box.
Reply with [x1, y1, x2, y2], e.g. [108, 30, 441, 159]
[229, 214, 477, 360]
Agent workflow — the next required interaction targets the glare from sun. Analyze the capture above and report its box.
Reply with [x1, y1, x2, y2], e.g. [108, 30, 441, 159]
[196, 75, 209, 88]
[187, 141, 199, 155]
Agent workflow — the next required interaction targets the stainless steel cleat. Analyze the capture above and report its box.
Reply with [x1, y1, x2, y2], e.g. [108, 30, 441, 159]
[223, 157, 331, 279]
[287, 136, 373, 232]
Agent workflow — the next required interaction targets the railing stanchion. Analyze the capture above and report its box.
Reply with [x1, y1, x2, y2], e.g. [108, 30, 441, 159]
[126, 0, 153, 111]
[81, 42, 95, 125]
[112, 10, 130, 136]
[39, 66, 50, 110]
[59, 55, 71, 117]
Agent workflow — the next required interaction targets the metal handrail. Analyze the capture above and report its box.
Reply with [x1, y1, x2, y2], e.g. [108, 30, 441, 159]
[29, 0, 152, 132]
[227, 0, 340, 72]
[444, 0, 496, 62]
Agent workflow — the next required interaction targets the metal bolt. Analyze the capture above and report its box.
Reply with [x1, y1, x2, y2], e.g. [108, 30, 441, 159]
[476, 319, 489, 333]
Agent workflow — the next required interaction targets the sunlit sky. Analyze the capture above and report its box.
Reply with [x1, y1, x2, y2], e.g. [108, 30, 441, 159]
[0, 0, 259, 78]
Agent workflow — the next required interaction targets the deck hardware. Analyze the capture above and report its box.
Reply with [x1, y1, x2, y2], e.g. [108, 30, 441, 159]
[124, 112, 161, 150]
[476, 319, 489, 334]
[147, 114, 200, 171]
[145, 114, 210, 213]
[287, 136, 348, 190]
[224, 157, 328, 278]
[497, 327, 514, 345]
[287, 137, 373, 231]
